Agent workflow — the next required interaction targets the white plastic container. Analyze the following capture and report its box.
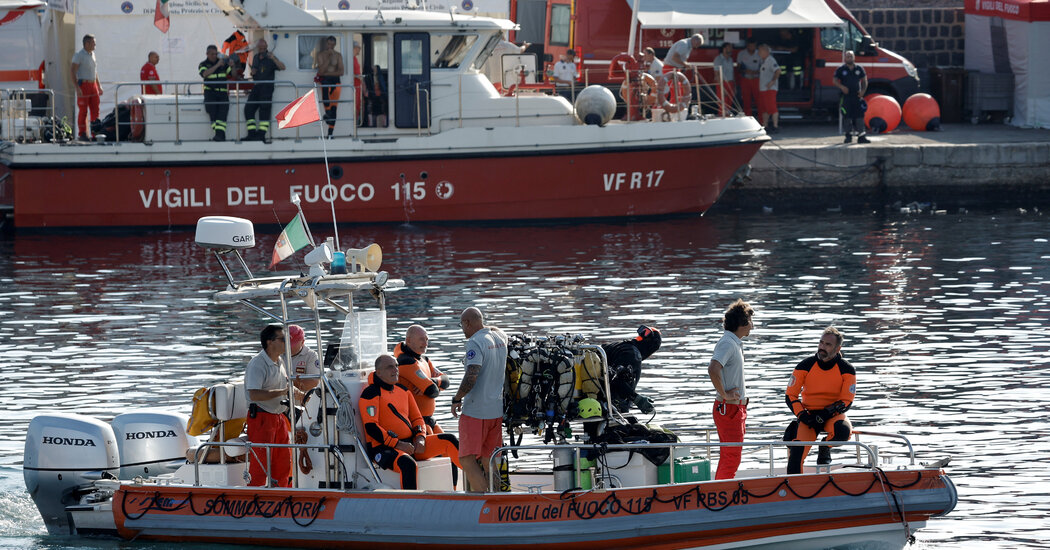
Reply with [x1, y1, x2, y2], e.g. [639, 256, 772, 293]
[602, 451, 658, 488]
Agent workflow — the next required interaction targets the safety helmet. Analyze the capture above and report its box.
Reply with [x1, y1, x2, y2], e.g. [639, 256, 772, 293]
[577, 398, 602, 419]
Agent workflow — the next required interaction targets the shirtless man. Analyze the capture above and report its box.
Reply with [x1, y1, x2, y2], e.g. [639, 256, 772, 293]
[315, 36, 345, 137]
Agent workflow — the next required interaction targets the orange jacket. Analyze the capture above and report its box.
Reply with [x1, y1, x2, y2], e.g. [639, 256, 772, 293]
[359, 372, 425, 449]
[393, 342, 447, 417]
[785, 354, 856, 415]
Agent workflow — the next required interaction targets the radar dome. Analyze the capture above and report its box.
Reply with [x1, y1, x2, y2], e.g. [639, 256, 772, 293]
[574, 85, 616, 126]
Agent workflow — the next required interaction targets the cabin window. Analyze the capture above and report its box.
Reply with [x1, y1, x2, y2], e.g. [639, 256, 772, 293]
[549, 4, 570, 47]
[473, 33, 502, 70]
[432, 34, 479, 68]
[298, 34, 342, 71]
[400, 39, 424, 76]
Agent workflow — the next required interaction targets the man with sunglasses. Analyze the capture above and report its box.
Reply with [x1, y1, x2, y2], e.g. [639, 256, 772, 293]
[244, 324, 305, 487]
[707, 299, 754, 479]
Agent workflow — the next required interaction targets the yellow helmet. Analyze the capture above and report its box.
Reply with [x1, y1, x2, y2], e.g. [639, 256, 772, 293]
[577, 398, 602, 419]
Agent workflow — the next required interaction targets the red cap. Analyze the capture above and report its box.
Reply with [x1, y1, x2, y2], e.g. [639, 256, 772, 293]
[288, 325, 305, 347]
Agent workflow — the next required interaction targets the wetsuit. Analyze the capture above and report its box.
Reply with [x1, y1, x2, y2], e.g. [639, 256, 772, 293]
[601, 326, 661, 413]
[359, 372, 461, 489]
[393, 341, 450, 434]
[783, 353, 856, 474]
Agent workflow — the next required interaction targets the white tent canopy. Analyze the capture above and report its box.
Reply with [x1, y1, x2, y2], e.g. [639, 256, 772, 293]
[964, 0, 1050, 129]
[627, 0, 845, 29]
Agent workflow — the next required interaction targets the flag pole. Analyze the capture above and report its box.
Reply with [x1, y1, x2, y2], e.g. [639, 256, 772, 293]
[315, 84, 341, 252]
[291, 193, 316, 247]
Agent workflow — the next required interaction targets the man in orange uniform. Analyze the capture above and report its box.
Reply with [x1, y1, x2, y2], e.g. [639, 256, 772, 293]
[393, 325, 450, 434]
[359, 354, 461, 489]
[783, 327, 856, 474]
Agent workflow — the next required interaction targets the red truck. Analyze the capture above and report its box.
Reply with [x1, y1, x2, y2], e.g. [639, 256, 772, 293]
[509, 0, 920, 115]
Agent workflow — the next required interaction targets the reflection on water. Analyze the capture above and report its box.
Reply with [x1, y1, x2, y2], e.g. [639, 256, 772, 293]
[0, 212, 1047, 548]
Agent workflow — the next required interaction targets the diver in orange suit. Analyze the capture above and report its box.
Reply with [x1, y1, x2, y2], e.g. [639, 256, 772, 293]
[359, 354, 461, 489]
[393, 325, 450, 434]
[783, 327, 856, 474]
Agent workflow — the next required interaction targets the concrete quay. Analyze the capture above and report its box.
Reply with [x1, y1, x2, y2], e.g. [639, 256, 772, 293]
[716, 123, 1050, 212]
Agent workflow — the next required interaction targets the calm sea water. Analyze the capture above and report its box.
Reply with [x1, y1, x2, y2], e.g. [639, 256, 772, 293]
[0, 211, 1047, 549]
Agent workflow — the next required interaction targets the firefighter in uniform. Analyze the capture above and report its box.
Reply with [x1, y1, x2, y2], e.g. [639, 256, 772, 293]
[199, 45, 232, 141]
[359, 354, 461, 489]
[783, 327, 857, 474]
[393, 325, 450, 434]
[244, 39, 285, 141]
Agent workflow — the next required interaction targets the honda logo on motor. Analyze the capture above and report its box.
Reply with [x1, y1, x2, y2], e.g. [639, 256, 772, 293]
[42, 436, 97, 447]
[125, 430, 178, 440]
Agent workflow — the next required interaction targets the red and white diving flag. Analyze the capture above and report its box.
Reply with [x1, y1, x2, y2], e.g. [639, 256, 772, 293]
[275, 89, 321, 129]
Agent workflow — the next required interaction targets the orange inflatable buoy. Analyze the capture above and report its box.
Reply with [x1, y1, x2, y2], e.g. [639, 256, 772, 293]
[865, 94, 901, 134]
[902, 93, 941, 131]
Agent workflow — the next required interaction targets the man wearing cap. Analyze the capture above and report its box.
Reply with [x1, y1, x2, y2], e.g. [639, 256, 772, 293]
[287, 325, 320, 392]
[707, 299, 754, 480]
[602, 326, 661, 414]
[664, 33, 703, 72]
[244, 324, 305, 487]
[550, 50, 579, 102]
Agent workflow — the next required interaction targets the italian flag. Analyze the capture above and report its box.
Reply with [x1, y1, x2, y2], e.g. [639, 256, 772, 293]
[270, 213, 311, 269]
[154, 0, 170, 33]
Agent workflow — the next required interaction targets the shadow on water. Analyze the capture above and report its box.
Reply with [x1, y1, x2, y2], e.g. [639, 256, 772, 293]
[0, 210, 1048, 547]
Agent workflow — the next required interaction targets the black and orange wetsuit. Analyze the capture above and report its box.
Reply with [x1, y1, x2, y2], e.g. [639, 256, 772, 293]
[358, 372, 460, 489]
[393, 341, 450, 434]
[783, 353, 856, 474]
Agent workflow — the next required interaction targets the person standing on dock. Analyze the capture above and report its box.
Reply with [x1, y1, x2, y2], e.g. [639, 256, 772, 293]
[783, 327, 856, 474]
[707, 299, 754, 480]
[757, 44, 780, 133]
[244, 324, 305, 487]
[243, 39, 285, 141]
[140, 52, 162, 95]
[451, 307, 508, 492]
[834, 51, 869, 144]
[395, 325, 451, 434]
[713, 42, 737, 117]
[736, 39, 761, 117]
[70, 34, 101, 141]
[199, 45, 232, 142]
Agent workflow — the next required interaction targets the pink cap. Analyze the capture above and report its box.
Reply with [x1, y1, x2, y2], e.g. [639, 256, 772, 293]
[288, 325, 305, 347]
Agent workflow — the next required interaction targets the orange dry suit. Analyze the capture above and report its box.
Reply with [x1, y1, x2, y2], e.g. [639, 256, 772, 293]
[358, 372, 460, 489]
[783, 353, 856, 474]
[393, 341, 450, 434]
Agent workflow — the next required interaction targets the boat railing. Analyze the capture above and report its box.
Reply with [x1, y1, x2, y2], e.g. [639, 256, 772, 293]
[111, 79, 306, 144]
[670, 426, 916, 465]
[487, 436, 902, 492]
[0, 88, 57, 142]
[189, 439, 381, 490]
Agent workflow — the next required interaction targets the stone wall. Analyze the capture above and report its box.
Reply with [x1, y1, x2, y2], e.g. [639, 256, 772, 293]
[850, 7, 966, 69]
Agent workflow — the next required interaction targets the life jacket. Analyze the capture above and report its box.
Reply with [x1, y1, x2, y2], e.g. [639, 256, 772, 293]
[186, 387, 218, 436]
[358, 372, 425, 449]
[393, 342, 442, 417]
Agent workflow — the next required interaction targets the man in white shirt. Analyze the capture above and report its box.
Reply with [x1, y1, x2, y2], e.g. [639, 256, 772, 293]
[451, 307, 508, 492]
[712, 42, 736, 116]
[707, 299, 754, 480]
[736, 39, 762, 117]
[663, 33, 703, 72]
[643, 47, 663, 78]
[550, 50, 579, 101]
[70, 34, 101, 141]
[758, 44, 781, 133]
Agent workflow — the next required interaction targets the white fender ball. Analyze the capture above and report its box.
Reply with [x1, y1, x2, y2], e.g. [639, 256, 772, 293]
[574, 85, 616, 126]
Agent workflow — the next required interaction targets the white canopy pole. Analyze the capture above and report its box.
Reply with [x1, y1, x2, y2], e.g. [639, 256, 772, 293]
[627, 0, 641, 55]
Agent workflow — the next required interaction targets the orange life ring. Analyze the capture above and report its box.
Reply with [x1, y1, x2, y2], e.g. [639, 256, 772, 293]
[607, 52, 638, 80]
[662, 71, 692, 113]
[129, 97, 146, 141]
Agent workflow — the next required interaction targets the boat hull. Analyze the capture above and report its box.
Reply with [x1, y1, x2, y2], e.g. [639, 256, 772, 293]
[2, 139, 761, 228]
[111, 469, 956, 549]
